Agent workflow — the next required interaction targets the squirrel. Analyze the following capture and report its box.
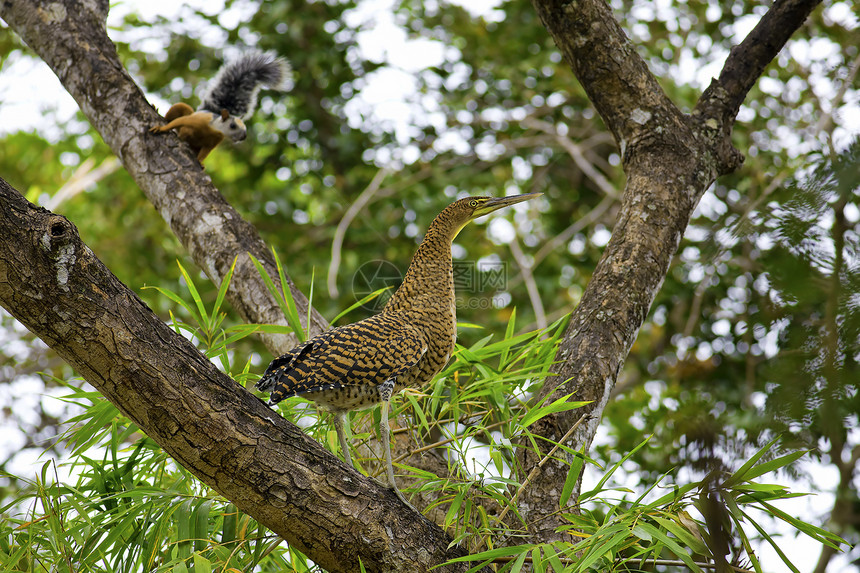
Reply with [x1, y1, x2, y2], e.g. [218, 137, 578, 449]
[150, 51, 291, 163]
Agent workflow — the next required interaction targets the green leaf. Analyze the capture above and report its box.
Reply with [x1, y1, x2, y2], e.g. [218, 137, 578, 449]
[646, 481, 699, 508]
[249, 251, 307, 343]
[176, 498, 193, 560]
[444, 543, 533, 564]
[573, 524, 631, 572]
[509, 549, 528, 573]
[176, 261, 209, 330]
[519, 392, 589, 428]
[651, 514, 709, 556]
[306, 266, 315, 340]
[559, 448, 585, 507]
[754, 500, 847, 548]
[142, 285, 201, 326]
[541, 543, 565, 572]
[722, 436, 780, 488]
[634, 522, 704, 573]
[530, 546, 544, 573]
[405, 392, 430, 435]
[331, 285, 394, 324]
[211, 256, 237, 321]
[193, 553, 211, 573]
[734, 450, 809, 485]
[499, 307, 517, 366]
[581, 436, 651, 500]
[274, 247, 306, 343]
[221, 504, 238, 545]
[631, 524, 652, 541]
[193, 499, 212, 552]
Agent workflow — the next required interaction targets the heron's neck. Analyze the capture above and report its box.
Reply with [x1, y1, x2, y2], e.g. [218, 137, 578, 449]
[383, 209, 462, 314]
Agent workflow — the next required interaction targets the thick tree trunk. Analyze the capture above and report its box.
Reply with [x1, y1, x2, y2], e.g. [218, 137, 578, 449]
[0, 0, 328, 356]
[516, 0, 822, 543]
[0, 177, 483, 573]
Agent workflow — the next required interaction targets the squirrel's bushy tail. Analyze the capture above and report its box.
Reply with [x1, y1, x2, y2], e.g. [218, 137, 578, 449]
[199, 51, 291, 119]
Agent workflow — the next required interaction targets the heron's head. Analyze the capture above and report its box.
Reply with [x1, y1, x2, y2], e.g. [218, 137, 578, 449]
[441, 193, 542, 239]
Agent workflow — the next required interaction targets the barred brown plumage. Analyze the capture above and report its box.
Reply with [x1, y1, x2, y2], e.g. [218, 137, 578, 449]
[256, 193, 541, 505]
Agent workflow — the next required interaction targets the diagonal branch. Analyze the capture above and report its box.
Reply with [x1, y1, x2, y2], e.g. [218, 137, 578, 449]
[697, 0, 823, 125]
[0, 176, 481, 573]
[694, 0, 823, 173]
[327, 166, 392, 298]
[530, 0, 688, 160]
[0, 0, 328, 356]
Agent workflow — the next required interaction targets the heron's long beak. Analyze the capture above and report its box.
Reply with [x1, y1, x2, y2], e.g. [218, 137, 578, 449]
[474, 192, 542, 218]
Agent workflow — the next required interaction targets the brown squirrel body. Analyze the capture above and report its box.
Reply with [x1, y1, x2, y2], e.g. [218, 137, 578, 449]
[150, 103, 246, 162]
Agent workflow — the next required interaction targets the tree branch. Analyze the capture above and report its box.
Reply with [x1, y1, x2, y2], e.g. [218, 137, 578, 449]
[0, 176, 480, 573]
[694, 0, 823, 173]
[530, 0, 689, 162]
[327, 166, 392, 298]
[697, 0, 823, 125]
[519, 0, 822, 544]
[0, 0, 328, 355]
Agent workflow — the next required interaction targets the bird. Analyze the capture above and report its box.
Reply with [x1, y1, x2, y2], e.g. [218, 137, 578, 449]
[256, 193, 541, 504]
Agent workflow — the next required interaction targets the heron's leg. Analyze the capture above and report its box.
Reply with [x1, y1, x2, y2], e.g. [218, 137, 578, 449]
[334, 411, 354, 468]
[379, 399, 410, 506]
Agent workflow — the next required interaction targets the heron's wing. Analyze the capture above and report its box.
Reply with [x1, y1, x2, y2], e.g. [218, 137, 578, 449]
[257, 315, 426, 404]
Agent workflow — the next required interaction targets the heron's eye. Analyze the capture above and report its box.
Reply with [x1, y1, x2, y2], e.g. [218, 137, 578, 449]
[469, 199, 479, 207]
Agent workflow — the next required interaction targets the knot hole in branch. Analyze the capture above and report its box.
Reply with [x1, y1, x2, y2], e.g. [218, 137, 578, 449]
[40, 215, 77, 254]
[51, 221, 67, 237]
[47, 216, 73, 240]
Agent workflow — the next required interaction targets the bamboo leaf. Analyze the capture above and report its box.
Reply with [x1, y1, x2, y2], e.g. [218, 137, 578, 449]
[581, 436, 651, 500]
[733, 450, 809, 485]
[444, 544, 534, 563]
[274, 247, 306, 343]
[249, 251, 306, 343]
[651, 515, 709, 556]
[143, 286, 201, 326]
[176, 498, 193, 560]
[306, 267, 315, 340]
[499, 308, 517, 366]
[541, 543, 565, 572]
[193, 553, 211, 573]
[221, 504, 238, 545]
[530, 546, 544, 573]
[176, 261, 209, 330]
[509, 549, 528, 573]
[211, 256, 238, 320]
[519, 393, 589, 428]
[193, 499, 212, 552]
[635, 521, 704, 573]
[723, 436, 780, 488]
[331, 286, 394, 324]
[559, 448, 585, 507]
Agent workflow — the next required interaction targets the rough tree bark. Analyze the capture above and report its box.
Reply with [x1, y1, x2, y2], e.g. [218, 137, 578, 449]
[0, 177, 485, 573]
[515, 0, 823, 543]
[0, 0, 328, 356]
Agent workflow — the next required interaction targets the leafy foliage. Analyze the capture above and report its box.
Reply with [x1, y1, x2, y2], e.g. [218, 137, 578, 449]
[1, 262, 847, 572]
